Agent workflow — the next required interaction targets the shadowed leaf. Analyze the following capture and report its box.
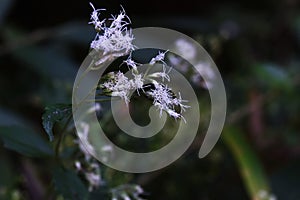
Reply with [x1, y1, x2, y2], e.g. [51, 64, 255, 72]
[42, 104, 72, 141]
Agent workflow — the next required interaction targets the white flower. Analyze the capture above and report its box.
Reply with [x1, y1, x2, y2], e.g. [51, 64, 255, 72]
[195, 62, 215, 80]
[89, 3, 106, 31]
[101, 145, 113, 152]
[124, 57, 139, 71]
[76, 122, 95, 161]
[149, 51, 168, 65]
[75, 161, 82, 171]
[87, 103, 101, 114]
[109, 6, 131, 31]
[130, 73, 144, 90]
[102, 70, 146, 104]
[148, 64, 171, 82]
[91, 30, 134, 55]
[121, 193, 131, 200]
[257, 190, 277, 200]
[191, 62, 215, 89]
[147, 82, 188, 120]
[174, 39, 196, 60]
[134, 185, 144, 194]
[103, 72, 132, 104]
[89, 4, 134, 65]
[85, 172, 101, 191]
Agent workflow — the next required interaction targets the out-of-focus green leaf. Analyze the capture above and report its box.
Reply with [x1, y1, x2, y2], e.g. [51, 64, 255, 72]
[3, 27, 77, 81]
[253, 63, 292, 89]
[53, 168, 88, 200]
[42, 104, 72, 141]
[55, 22, 94, 45]
[0, 107, 26, 126]
[0, 126, 53, 157]
[0, 0, 14, 25]
[222, 126, 271, 200]
[13, 45, 77, 81]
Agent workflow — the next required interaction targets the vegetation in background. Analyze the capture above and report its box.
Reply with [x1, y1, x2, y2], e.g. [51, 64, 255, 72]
[0, 0, 300, 199]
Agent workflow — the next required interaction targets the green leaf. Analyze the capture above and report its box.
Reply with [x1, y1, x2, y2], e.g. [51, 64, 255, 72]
[0, 126, 53, 157]
[222, 126, 271, 200]
[2, 27, 77, 81]
[0, 107, 26, 126]
[42, 104, 72, 141]
[53, 168, 89, 200]
[253, 63, 292, 90]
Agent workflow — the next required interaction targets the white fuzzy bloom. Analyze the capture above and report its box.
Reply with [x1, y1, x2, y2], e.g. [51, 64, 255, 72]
[195, 62, 215, 80]
[148, 64, 171, 82]
[124, 57, 139, 71]
[89, 4, 134, 64]
[76, 122, 95, 161]
[257, 190, 277, 200]
[89, 3, 106, 30]
[102, 70, 145, 104]
[130, 73, 144, 90]
[87, 103, 101, 114]
[101, 145, 113, 152]
[111, 184, 145, 200]
[191, 62, 215, 89]
[91, 30, 134, 55]
[85, 172, 101, 191]
[103, 72, 132, 104]
[149, 51, 168, 65]
[174, 39, 196, 60]
[121, 193, 131, 200]
[134, 185, 144, 194]
[75, 161, 82, 171]
[269, 195, 277, 200]
[147, 83, 188, 120]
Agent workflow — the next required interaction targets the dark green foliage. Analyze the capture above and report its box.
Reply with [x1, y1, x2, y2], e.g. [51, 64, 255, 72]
[0, 126, 53, 157]
[42, 104, 72, 141]
[53, 168, 89, 200]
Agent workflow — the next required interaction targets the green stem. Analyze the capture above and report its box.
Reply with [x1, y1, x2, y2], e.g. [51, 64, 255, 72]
[222, 126, 271, 200]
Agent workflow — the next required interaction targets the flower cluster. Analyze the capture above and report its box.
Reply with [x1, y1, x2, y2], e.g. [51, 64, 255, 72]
[75, 122, 103, 191]
[257, 190, 277, 200]
[101, 52, 189, 121]
[89, 3, 134, 65]
[102, 70, 144, 104]
[146, 81, 189, 121]
[168, 39, 216, 89]
[111, 184, 145, 200]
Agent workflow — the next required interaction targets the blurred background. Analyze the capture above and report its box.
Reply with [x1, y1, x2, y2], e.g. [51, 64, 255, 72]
[0, 0, 300, 199]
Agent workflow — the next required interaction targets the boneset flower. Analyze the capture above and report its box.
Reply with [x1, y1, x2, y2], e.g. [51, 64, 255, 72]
[149, 51, 168, 65]
[102, 71, 132, 104]
[90, 4, 189, 121]
[89, 3, 134, 65]
[146, 82, 189, 121]
[148, 64, 171, 82]
[89, 3, 106, 31]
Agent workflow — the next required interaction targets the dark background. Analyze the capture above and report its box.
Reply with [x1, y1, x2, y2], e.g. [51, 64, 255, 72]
[1, 0, 300, 199]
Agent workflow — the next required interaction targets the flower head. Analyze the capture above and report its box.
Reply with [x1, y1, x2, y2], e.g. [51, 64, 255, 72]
[124, 56, 139, 71]
[89, 3, 106, 31]
[148, 64, 171, 82]
[146, 82, 188, 121]
[102, 72, 132, 104]
[149, 51, 168, 65]
[89, 4, 134, 64]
